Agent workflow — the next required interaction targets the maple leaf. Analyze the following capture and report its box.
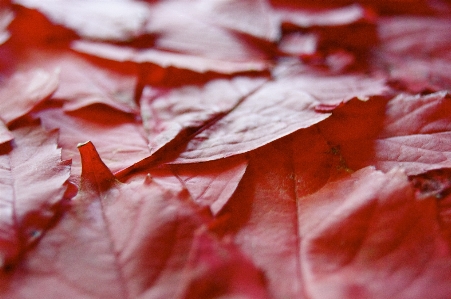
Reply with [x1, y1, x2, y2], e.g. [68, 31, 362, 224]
[318, 91, 451, 175]
[71, 40, 270, 80]
[172, 73, 387, 163]
[2, 47, 139, 114]
[0, 124, 70, 269]
[171, 156, 248, 215]
[3, 1, 451, 298]
[210, 127, 335, 299]
[0, 141, 268, 298]
[34, 103, 150, 182]
[301, 167, 451, 299]
[139, 76, 266, 156]
[0, 68, 58, 126]
[375, 16, 451, 93]
[13, 0, 152, 42]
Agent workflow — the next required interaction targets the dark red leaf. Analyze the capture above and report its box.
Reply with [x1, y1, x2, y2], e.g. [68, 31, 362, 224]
[0, 141, 268, 298]
[319, 91, 451, 175]
[171, 156, 248, 215]
[301, 167, 451, 299]
[10, 48, 139, 114]
[181, 230, 269, 299]
[212, 127, 336, 299]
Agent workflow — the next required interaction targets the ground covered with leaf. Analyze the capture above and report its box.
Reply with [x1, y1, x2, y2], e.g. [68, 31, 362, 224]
[1, 0, 451, 298]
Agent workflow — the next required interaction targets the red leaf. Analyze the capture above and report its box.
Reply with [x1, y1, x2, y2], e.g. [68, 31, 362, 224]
[10, 49, 139, 114]
[13, 0, 152, 42]
[0, 141, 268, 298]
[0, 68, 58, 125]
[213, 126, 451, 298]
[277, 4, 377, 50]
[212, 128, 335, 299]
[72, 40, 270, 77]
[319, 91, 451, 175]
[171, 156, 248, 215]
[181, 230, 269, 299]
[376, 16, 451, 93]
[301, 167, 451, 299]
[174, 73, 387, 163]
[0, 124, 70, 269]
[4, 1, 451, 298]
[140, 77, 266, 156]
[143, 0, 276, 61]
[0, 122, 13, 145]
[34, 104, 150, 181]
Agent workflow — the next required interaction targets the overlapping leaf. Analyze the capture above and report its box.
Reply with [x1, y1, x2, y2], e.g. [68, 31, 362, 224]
[0, 124, 70, 269]
[13, 0, 152, 42]
[211, 128, 335, 299]
[0, 142, 268, 299]
[2, 1, 451, 299]
[139, 77, 266, 156]
[0, 68, 58, 125]
[213, 124, 451, 299]
[34, 104, 150, 181]
[375, 16, 451, 93]
[6, 48, 139, 114]
[173, 73, 387, 163]
[318, 91, 451, 175]
[301, 167, 451, 299]
[171, 156, 248, 215]
[143, 0, 278, 61]
[72, 40, 270, 79]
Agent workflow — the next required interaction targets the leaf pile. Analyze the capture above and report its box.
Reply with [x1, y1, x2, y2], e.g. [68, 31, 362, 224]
[1, 0, 451, 298]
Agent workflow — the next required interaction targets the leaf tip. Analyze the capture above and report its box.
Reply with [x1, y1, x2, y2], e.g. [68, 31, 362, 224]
[78, 141, 116, 191]
[77, 140, 91, 148]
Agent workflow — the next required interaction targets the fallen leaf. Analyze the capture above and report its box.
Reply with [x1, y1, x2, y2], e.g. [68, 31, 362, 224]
[0, 122, 13, 145]
[319, 91, 451, 175]
[2, 1, 451, 298]
[8, 48, 139, 114]
[171, 156, 248, 215]
[0, 141, 267, 299]
[277, 4, 377, 50]
[212, 127, 335, 299]
[376, 16, 451, 92]
[13, 0, 152, 42]
[0, 68, 59, 125]
[144, 0, 275, 61]
[34, 103, 150, 182]
[0, 124, 70, 269]
[72, 40, 270, 77]
[180, 230, 269, 299]
[174, 73, 387, 163]
[302, 167, 451, 299]
[140, 76, 266, 156]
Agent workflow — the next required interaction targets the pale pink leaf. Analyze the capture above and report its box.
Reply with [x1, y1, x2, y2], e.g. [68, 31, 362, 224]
[0, 124, 70, 268]
[0, 69, 58, 125]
